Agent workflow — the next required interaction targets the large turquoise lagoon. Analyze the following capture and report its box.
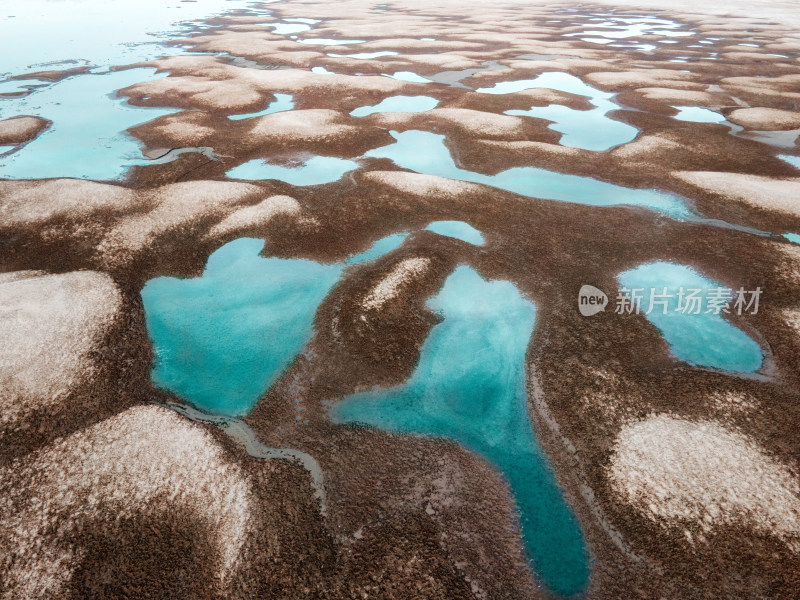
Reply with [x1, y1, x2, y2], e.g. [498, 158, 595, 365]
[142, 238, 344, 416]
[332, 266, 590, 596]
[143, 232, 425, 414]
[0, 68, 177, 180]
[0, 0, 271, 180]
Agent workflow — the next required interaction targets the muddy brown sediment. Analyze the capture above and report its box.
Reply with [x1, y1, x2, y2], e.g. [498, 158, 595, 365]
[2, 1, 800, 598]
[0, 116, 50, 146]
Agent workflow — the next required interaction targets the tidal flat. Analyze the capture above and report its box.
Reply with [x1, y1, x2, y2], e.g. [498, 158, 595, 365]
[2, 0, 800, 598]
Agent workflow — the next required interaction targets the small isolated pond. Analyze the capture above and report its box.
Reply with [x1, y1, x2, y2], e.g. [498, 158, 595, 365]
[618, 261, 763, 373]
[426, 220, 484, 244]
[298, 38, 367, 45]
[783, 232, 800, 244]
[383, 71, 432, 83]
[327, 51, 399, 59]
[779, 154, 800, 169]
[227, 93, 294, 120]
[350, 94, 439, 117]
[226, 155, 359, 185]
[346, 233, 409, 265]
[266, 22, 312, 35]
[331, 265, 589, 597]
[672, 106, 726, 123]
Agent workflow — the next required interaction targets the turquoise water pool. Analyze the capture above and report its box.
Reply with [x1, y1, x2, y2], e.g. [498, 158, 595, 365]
[346, 233, 410, 265]
[226, 155, 359, 185]
[426, 220, 484, 244]
[350, 95, 439, 117]
[285, 18, 320, 25]
[266, 22, 312, 35]
[345, 221, 483, 264]
[475, 71, 601, 96]
[332, 265, 589, 596]
[618, 261, 763, 372]
[779, 154, 800, 169]
[298, 38, 367, 45]
[482, 72, 638, 151]
[0, 79, 47, 95]
[365, 129, 690, 217]
[783, 232, 800, 244]
[143, 232, 430, 414]
[0, 0, 276, 180]
[327, 51, 399, 59]
[142, 238, 345, 416]
[672, 106, 726, 123]
[0, 68, 177, 180]
[227, 93, 294, 120]
[383, 71, 432, 83]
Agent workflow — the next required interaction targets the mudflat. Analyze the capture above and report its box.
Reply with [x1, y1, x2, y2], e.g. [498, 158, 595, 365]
[1, 1, 799, 598]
